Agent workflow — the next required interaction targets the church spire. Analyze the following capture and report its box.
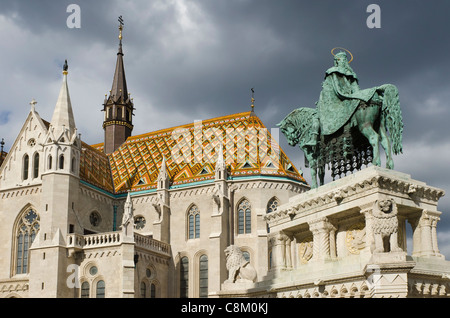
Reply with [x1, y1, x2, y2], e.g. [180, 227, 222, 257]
[110, 16, 128, 103]
[103, 16, 134, 154]
[49, 59, 76, 139]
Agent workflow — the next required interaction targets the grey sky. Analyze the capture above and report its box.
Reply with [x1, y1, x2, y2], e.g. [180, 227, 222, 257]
[1, 0, 449, 255]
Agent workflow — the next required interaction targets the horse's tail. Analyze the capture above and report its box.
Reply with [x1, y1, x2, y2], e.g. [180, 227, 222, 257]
[382, 84, 403, 155]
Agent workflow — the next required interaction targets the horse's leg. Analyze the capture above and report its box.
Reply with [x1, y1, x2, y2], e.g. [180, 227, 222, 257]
[355, 107, 381, 167]
[309, 165, 318, 189]
[303, 148, 318, 189]
[318, 165, 325, 186]
[379, 115, 394, 169]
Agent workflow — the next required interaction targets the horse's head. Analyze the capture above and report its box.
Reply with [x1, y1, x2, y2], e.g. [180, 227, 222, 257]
[277, 115, 300, 147]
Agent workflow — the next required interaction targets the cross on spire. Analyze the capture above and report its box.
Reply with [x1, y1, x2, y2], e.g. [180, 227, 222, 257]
[30, 98, 37, 112]
[118, 15, 124, 41]
[251, 88, 255, 112]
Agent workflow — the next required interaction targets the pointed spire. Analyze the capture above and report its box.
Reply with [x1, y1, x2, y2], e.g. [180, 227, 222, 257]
[125, 190, 132, 210]
[103, 17, 134, 154]
[49, 60, 76, 138]
[215, 143, 227, 180]
[122, 190, 134, 237]
[215, 143, 226, 171]
[110, 16, 128, 103]
[157, 156, 170, 189]
[158, 156, 168, 180]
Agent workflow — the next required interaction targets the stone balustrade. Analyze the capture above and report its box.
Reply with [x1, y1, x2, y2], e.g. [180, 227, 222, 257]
[67, 231, 121, 249]
[134, 232, 171, 257]
[66, 231, 170, 257]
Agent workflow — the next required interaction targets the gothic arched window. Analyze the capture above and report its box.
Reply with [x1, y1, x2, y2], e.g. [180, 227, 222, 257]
[23, 154, 29, 180]
[199, 254, 208, 298]
[59, 155, 64, 169]
[96, 280, 105, 298]
[188, 205, 200, 239]
[180, 257, 189, 298]
[267, 197, 279, 213]
[237, 199, 251, 234]
[33, 153, 39, 178]
[266, 197, 279, 233]
[151, 283, 156, 298]
[80, 281, 90, 298]
[71, 157, 76, 173]
[140, 281, 147, 298]
[14, 208, 40, 274]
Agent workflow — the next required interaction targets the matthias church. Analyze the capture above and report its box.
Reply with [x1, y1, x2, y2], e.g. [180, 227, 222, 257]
[0, 23, 307, 298]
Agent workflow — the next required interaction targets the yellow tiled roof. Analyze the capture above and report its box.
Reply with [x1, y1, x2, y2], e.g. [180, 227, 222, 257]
[79, 141, 115, 193]
[88, 111, 306, 194]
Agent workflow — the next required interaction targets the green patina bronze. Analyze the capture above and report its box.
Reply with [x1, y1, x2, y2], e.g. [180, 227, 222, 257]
[278, 51, 403, 189]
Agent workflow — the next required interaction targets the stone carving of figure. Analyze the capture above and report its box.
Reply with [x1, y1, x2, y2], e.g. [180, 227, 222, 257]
[299, 237, 314, 264]
[224, 245, 257, 283]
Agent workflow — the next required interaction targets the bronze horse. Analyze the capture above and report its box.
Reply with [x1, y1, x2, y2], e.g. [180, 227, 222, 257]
[278, 52, 403, 189]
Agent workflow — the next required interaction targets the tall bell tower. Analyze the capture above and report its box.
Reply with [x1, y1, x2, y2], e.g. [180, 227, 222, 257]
[103, 16, 134, 154]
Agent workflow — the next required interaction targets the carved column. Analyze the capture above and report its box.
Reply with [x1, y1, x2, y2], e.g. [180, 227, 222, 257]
[360, 206, 374, 255]
[269, 231, 293, 270]
[408, 216, 421, 256]
[308, 217, 336, 261]
[409, 210, 443, 258]
[421, 211, 434, 255]
[279, 232, 292, 269]
[430, 212, 442, 257]
[269, 234, 282, 270]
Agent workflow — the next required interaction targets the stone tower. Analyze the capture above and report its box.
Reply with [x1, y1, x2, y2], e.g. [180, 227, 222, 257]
[103, 20, 134, 154]
[29, 60, 82, 297]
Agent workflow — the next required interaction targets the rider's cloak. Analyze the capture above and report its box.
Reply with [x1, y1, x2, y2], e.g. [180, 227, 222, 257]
[317, 64, 377, 135]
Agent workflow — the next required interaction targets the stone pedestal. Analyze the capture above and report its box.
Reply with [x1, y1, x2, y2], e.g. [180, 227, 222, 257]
[218, 166, 450, 298]
[365, 260, 415, 298]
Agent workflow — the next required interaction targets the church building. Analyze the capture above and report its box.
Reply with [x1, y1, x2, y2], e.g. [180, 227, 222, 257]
[0, 23, 308, 298]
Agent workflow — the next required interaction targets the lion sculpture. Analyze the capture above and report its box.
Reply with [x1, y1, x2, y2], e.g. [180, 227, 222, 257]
[224, 245, 257, 283]
[372, 199, 403, 253]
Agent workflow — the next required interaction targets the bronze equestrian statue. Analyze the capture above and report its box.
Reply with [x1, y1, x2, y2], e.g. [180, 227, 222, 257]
[278, 49, 403, 189]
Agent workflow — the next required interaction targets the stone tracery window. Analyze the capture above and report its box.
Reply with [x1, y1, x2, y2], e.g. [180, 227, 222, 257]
[134, 215, 146, 230]
[267, 197, 279, 213]
[188, 205, 200, 239]
[237, 199, 251, 234]
[15, 208, 40, 274]
[266, 197, 279, 233]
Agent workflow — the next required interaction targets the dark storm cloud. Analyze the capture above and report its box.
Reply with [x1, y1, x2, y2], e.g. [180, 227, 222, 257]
[0, 0, 449, 254]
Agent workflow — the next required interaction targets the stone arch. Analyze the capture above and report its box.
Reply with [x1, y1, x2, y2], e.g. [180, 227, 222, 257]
[11, 204, 40, 276]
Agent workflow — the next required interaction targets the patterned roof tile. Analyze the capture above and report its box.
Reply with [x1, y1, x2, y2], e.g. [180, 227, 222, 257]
[87, 111, 307, 194]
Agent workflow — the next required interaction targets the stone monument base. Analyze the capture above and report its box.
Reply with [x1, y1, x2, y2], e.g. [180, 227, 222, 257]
[218, 166, 450, 298]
